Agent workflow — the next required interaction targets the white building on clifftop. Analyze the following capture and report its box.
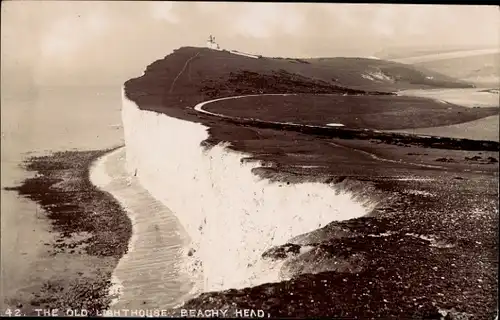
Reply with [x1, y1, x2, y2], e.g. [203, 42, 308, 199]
[206, 35, 221, 50]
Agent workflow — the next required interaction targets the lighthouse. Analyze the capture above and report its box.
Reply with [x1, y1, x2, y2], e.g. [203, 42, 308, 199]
[206, 35, 220, 50]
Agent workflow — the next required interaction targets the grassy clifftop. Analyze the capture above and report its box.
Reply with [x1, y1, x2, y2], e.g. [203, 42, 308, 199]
[124, 46, 472, 116]
[124, 46, 497, 151]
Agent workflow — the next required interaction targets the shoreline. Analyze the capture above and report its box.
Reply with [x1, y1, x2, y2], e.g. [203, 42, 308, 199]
[3, 148, 132, 316]
[88, 148, 135, 307]
[5, 136, 497, 317]
[89, 147, 195, 310]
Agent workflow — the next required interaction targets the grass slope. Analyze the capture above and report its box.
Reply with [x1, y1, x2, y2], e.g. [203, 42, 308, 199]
[124, 46, 472, 118]
[125, 46, 498, 151]
[207, 94, 498, 130]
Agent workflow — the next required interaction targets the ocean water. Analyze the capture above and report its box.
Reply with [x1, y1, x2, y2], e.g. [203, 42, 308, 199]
[0, 85, 124, 308]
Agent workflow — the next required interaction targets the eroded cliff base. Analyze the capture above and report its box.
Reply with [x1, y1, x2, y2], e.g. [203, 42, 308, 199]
[175, 171, 498, 319]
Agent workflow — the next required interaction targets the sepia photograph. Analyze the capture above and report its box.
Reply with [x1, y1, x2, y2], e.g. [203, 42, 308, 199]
[1, 1, 499, 318]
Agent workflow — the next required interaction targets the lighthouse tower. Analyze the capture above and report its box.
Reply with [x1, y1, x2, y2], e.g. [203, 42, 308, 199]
[206, 35, 220, 50]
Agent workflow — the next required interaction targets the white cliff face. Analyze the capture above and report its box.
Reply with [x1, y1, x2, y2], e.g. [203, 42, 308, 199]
[121, 87, 373, 293]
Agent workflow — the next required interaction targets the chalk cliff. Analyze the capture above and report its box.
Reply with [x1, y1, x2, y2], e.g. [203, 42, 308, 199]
[121, 87, 372, 293]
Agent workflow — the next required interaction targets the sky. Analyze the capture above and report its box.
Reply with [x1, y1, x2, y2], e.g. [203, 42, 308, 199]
[1, 1, 499, 87]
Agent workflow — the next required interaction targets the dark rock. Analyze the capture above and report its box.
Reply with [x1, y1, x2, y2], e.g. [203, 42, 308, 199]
[288, 223, 357, 245]
[465, 155, 482, 161]
[281, 247, 367, 279]
[435, 157, 455, 163]
[262, 243, 302, 260]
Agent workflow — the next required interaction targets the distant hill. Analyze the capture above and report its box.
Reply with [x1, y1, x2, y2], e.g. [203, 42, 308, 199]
[304, 57, 472, 91]
[412, 52, 499, 87]
[373, 45, 499, 88]
[374, 45, 497, 60]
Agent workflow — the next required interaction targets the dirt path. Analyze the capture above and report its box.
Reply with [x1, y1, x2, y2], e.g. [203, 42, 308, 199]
[169, 52, 201, 94]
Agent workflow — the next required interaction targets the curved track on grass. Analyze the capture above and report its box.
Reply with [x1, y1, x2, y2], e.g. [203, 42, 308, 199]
[193, 93, 448, 170]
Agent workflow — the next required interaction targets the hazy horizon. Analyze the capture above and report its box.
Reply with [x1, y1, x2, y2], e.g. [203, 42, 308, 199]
[2, 1, 499, 87]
